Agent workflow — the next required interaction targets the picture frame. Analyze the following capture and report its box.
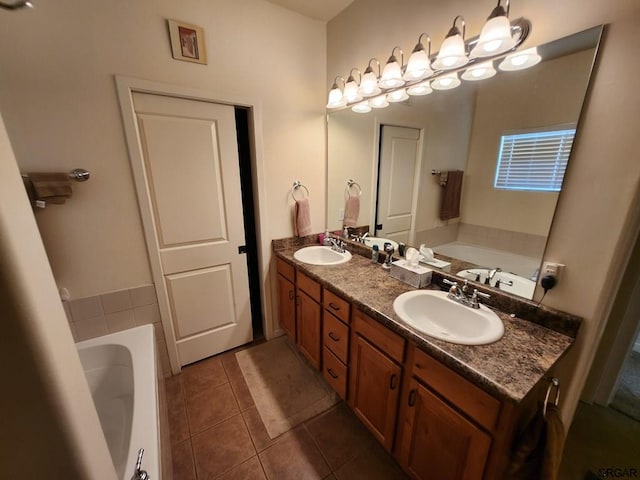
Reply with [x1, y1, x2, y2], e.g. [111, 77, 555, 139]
[167, 20, 207, 65]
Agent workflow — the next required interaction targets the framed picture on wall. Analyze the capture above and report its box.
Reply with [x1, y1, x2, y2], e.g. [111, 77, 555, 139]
[167, 20, 207, 65]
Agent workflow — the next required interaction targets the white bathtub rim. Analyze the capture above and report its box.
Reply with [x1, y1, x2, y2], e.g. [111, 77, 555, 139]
[76, 324, 160, 480]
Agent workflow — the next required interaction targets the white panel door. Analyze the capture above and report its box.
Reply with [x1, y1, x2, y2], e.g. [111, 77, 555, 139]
[132, 92, 252, 366]
[376, 125, 421, 245]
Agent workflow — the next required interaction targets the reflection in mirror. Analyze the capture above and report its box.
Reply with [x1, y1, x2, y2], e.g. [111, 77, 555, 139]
[327, 26, 603, 300]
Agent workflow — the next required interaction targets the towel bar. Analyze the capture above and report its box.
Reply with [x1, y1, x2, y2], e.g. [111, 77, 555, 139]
[543, 377, 560, 417]
[291, 180, 309, 201]
[21, 168, 91, 182]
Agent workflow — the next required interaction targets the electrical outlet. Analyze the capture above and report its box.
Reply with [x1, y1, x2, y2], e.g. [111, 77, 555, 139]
[338, 209, 344, 221]
[541, 262, 565, 281]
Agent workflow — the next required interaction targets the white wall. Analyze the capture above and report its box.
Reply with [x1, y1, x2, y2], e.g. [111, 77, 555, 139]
[0, 0, 327, 312]
[328, 0, 640, 425]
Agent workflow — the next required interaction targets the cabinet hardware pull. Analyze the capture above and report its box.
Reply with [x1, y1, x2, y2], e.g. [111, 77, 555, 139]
[390, 374, 398, 390]
[408, 389, 417, 406]
[329, 302, 340, 310]
[328, 332, 340, 342]
[327, 368, 339, 379]
[288, 290, 294, 300]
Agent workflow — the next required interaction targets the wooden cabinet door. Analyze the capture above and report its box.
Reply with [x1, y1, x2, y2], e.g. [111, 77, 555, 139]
[277, 274, 296, 341]
[297, 289, 322, 370]
[349, 334, 401, 451]
[399, 379, 491, 480]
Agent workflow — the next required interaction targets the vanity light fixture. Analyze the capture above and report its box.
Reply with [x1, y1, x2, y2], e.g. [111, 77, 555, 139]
[387, 88, 410, 103]
[407, 81, 433, 96]
[326, 76, 346, 109]
[326, 2, 532, 114]
[461, 61, 497, 81]
[369, 95, 390, 108]
[379, 47, 406, 89]
[432, 16, 469, 70]
[431, 72, 461, 90]
[343, 68, 363, 103]
[498, 46, 541, 71]
[351, 101, 372, 113]
[358, 58, 382, 97]
[403, 34, 434, 81]
[470, 0, 516, 58]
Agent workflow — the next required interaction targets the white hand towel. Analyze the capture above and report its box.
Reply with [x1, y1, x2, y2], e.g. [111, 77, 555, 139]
[294, 198, 312, 237]
[343, 195, 360, 227]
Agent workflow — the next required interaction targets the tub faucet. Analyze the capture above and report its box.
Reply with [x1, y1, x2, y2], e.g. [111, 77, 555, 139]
[131, 448, 149, 480]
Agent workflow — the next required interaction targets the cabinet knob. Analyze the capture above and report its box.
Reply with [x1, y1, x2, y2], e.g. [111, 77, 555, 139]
[390, 374, 398, 390]
[328, 332, 340, 342]
[329, 302, 340, 311]
[408, 389, 417, 406]
[288, 290, 294, 300]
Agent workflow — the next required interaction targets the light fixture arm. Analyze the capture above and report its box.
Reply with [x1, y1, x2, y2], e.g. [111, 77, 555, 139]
[389, 46, 404, 66]
[331, 75, 345, 89]
[488, 0, 510, 19]
[0, 0, 33, 9]
[449, 15, 466, 41]
[365, 58, 381, 76]
[415, 33, 432, 57]
[347, 68, 361, 83]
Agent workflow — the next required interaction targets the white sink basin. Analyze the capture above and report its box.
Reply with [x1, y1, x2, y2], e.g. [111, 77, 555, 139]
[457, 269, 535, 298]
[293, 246, 352, 266]
[393, 290, 504, 345]
[363, 237, 399, 251]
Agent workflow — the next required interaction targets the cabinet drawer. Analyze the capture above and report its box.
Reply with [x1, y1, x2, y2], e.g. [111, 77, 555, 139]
[412, 348, 501, 431]
[297, 271, 321, 302]
[353, 309, 405, 364]
[323, 289, 350, 324]
[323, 312, 349, 363]
[323, 347, 347, 400]
[276, 257, 295, 283]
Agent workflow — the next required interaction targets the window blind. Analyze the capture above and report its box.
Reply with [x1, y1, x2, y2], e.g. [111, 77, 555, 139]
[494, 128, 576, 192]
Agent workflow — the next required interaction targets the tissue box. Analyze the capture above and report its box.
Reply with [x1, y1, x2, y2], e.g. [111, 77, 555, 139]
[390, 260, 433, 288]
[419, 256, 452, 272]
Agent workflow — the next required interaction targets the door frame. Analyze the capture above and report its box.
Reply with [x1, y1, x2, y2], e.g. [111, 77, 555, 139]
[116, 76, 272, 374]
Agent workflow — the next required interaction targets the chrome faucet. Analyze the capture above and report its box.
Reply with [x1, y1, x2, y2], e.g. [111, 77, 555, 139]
[350, 231, 370, 243]
[485, 267, 502, 285]
[442, 278, 490, 309]
[328, 237, 346, 253]
[131, 449, 149, 480]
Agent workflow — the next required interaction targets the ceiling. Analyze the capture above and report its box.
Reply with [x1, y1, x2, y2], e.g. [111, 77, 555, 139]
[264, 0, 354, 21]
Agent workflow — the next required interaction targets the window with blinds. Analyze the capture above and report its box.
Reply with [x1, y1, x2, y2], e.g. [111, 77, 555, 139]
[493, 127, 576, 192]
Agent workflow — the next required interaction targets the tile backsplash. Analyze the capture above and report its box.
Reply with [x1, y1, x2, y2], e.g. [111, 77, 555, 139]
[65, 284, 171, 377]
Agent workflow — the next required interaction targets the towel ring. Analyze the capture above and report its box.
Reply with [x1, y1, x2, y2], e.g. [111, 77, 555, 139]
[542, 377, 560, 418]
[345, 179, 362, 198]
[290, 180, 309, 201]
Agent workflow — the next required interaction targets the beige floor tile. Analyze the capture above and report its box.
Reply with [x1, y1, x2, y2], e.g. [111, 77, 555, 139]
[333, 439, 408, 480]
[304, 403, 375, 470]
[182, 356, 229, 397]
[259, 426, 331, 480]
[221, 351, 245, 382]
[166, 375, 190, 444]
[171, 439, 196, 480]
[192, 414, 256, 479]
[242, 406, 283, 453]
[231, 376, 255, 411]
[185, 382, 239, 434]
[216, 456, 266, 480]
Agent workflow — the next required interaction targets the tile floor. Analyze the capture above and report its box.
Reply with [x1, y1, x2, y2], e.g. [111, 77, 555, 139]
[167, 346, 408, 480]
[559, 402, 640, 479]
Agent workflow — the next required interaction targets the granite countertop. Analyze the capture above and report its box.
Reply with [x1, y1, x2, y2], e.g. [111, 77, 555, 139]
[274, 238, 579, 404]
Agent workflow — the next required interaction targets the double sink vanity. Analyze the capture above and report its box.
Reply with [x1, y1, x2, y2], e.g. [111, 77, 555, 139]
[273, 234, 581, 480]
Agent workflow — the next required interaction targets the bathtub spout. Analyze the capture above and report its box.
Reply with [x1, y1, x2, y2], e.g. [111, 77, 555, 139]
[486, 267, 502, 284]
[131, 448, 149, 480]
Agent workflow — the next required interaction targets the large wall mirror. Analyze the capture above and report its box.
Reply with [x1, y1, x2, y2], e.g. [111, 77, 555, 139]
[327, 26, 603, 300]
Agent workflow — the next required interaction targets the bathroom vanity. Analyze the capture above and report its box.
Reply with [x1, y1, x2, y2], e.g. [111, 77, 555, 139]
[273, 236, 580, 480]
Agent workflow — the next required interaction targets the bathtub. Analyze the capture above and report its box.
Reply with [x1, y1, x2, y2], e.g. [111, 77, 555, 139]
[76, 325, 160, 480]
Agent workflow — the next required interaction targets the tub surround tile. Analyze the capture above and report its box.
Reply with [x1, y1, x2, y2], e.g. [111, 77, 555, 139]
[274, 244, 581, 404]
[133, 303, 161, 326]
[69, 296, 104, 321]
[62, 301, 73, 323]
[105, 310, 136, 333]
[100, 289, 132, 314]
[74, 316, 108, 341]
[130, 284, 157, 307]
[258, 426, 331, 480]
[192, 414, 256, 479]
